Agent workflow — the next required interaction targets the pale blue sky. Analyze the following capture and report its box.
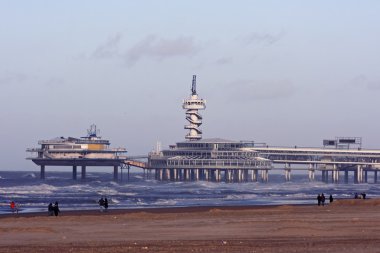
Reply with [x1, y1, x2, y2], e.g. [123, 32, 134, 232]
[1, 1, 380, 170]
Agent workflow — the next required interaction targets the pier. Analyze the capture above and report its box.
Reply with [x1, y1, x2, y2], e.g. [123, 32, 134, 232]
[142, 142, 380, 184]
[140, 77, 380, 184]
[26, 125, 127, 180]
[26, 77, 380, 184]
[250, 142, 380, 184]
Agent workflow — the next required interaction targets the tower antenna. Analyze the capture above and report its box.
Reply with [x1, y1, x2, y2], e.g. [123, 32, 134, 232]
[191, 75, 197, 95]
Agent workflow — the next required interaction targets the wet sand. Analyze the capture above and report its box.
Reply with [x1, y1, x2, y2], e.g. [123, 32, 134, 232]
[1, 199, 380, 252]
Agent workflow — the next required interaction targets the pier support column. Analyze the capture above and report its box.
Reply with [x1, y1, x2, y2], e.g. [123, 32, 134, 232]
[284, 169, 288, 181]
[332, 164, 339, 183]
[308, 164, 315, 181]
[173, 169, 177, 181]
[81, 166, 86, 180]
[285, 169, 291, 181]
[375, 170, 378, 184]
[356, 165, 362, 183]
[252, 170, 258, 182]
[284, 163, 291, 182]
[261, 170, 268, 182]
[364, 170, 368, 183]
[321, 170, 326, 183]
[344, 170, 349, 184]
[308, 169, 315, 181]
[159, 169, 163, 181]
[113, 166, 118, 181]
[354, 169, 358, 184]
[72, 166, 77, 180]
[227, 170, 232, 182]
[40, 165, 45, 180]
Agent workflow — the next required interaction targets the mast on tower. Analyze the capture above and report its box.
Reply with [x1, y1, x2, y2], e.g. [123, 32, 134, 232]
[182, 75, 206, 141]
[191, 75, 197, 95]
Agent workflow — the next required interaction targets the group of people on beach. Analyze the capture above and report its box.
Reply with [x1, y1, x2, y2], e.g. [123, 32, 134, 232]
[48, 201, 60, 216]
[45, 198, 108, 216]
[317, 193, 333, 206]
[354, 192, 366, 199]
[98, 197, 109, 212]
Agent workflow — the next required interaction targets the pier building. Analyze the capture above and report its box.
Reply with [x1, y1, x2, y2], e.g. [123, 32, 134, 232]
[249, 142, 380, 184]
[145, 75, 380, 184]
[148, 138, 272, 182]
[26, 124, 127, 180]
[148, 75, 273, 182]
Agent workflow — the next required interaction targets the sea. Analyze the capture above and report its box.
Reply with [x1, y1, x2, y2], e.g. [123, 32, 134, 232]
[1, 170, 379, 214]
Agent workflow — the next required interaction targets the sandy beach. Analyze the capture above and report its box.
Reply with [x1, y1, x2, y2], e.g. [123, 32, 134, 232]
[1, 199, 380, 253]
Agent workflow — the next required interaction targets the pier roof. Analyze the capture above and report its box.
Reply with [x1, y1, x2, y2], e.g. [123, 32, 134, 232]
[178, 138, 239, 144]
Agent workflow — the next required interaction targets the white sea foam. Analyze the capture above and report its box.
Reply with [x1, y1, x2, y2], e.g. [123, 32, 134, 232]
[154, 199, 178, 206]
[1, 171, 380, 214]
[22, 173, 36, 178]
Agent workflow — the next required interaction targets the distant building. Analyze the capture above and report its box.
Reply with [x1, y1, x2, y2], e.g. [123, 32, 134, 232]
[27, 124, 127, 179]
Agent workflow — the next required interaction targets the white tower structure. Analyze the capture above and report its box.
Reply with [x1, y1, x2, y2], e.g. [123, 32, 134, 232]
[182, 75, 206, 141]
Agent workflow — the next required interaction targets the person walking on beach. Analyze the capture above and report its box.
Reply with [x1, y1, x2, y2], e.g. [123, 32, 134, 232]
[48, 203, 54, 216]
[98, 197, 105, 212]
[10, 201, 17, 213]
[329, 194, 333, 203]
[321, 194, 326, 206]
[317, 194, 321, 206]
[53, 201, 60, 216]
[104, 198, 108, 211]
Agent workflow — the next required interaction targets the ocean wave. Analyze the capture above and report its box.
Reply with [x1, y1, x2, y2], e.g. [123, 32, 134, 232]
[22, 173, 36, 178]
[1, 171, 380, 214]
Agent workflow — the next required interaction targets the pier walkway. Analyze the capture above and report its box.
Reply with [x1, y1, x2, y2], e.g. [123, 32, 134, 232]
[130, 145, 380, 184]
[248, 146, 380, 183]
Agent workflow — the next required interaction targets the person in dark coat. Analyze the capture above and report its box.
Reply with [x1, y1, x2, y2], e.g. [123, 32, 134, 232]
[104, 198, 108, 211]
[321, 193, 326, 206]
[53, 201, 60, 216]
[48, 203, 54, 216]
[317, 194, 321, 206]
[98, 197, 105, 212]
[329, 194, 333, 203]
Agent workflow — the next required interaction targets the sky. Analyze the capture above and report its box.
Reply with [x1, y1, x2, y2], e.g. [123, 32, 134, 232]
[1, 1, 380, 170]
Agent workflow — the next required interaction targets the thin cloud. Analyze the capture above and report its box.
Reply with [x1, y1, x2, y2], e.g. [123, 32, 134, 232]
[45, 77, 65, 87]
[214, 57, 233, 65]
[125, 35, 200, 66]
[350, 75, 380, 91]
[224, 79, 295, 101]
[92, 33, 122, 59]
[241, 32, 285, 46]
[0, 72, 29, 86]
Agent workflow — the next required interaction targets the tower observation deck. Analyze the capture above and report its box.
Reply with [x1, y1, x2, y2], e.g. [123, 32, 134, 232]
[182, 75, 206, 141]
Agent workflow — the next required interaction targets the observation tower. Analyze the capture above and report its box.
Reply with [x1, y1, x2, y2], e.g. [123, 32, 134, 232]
[182, 75, 206, 140]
